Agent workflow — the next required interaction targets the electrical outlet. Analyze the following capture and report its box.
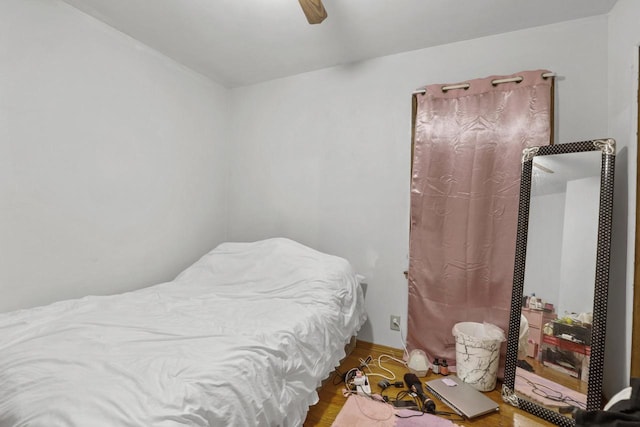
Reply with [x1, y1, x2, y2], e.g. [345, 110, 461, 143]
[390, 315, 401, 331]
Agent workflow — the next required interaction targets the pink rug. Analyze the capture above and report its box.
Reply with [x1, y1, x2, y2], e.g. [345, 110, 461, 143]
[331, 395, 460, 427]
[515, 367, 586, 409]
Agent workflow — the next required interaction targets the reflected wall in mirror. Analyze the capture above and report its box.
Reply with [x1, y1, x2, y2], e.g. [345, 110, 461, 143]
[503, 139, 616, 427]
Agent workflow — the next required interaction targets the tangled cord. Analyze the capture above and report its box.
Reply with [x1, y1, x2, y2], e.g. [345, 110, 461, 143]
[358, 354, 407, 381]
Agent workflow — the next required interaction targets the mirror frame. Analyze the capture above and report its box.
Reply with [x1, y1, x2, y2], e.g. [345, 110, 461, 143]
[502, 139, 616, 426]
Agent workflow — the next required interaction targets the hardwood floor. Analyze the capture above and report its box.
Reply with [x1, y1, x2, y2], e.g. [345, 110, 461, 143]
[304, 341, 554, 427]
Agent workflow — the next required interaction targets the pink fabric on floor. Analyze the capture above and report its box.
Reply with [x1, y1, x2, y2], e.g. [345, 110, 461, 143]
[408, 70, 553, 377]
[331, 395, 460, 427]
[396, 409, 461, 426]
[331, 395, 396, 427]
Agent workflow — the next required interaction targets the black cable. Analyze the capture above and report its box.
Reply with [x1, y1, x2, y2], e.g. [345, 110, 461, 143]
[433, 410, 465, 422]
[392, 390, 417, 405]
[390, 389, 465, 422]
[332, 368, 344, 385]
[392, 390, 424, 419]
[395, 411, 425, 419]
[394, 399, 424, 419]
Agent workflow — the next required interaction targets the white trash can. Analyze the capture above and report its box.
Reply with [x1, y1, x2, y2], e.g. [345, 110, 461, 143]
[452, 322, 506, 392]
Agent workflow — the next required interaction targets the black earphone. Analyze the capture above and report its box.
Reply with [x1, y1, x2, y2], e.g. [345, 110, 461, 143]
[378, 379, 391, 390]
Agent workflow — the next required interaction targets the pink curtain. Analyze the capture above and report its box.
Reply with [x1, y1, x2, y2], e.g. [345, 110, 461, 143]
[407, 70, 553, 374]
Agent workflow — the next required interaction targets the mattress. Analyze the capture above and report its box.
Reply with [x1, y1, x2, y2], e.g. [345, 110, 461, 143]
[0, 238, 366, 426]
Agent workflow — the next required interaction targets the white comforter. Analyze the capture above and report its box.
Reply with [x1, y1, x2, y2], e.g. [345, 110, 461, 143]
[0, 238, 366, 427]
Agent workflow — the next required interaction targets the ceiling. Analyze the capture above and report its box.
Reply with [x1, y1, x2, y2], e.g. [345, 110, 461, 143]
[533, 150, 602, 196]
[61, 0, 618, 88]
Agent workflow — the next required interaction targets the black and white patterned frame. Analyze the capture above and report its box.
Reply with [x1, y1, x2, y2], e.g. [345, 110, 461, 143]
[502, 139, 616, 426]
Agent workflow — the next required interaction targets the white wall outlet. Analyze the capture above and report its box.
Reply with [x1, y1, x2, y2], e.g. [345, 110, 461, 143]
[390, 315, 401, 331]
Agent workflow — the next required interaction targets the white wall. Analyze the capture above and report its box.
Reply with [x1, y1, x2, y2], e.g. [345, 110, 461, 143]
[558, 176, 600, 316]
[228, 17, 609, 349]
[0, 0, 230, 312]
[523, 192, 565, 305]
[606, 0, 640, 399]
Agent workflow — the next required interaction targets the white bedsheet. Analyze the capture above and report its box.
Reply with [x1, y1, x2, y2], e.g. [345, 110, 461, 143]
[0, 238, 366, 427]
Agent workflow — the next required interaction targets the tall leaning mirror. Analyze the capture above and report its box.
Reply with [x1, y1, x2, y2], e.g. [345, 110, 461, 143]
[502, 139, 616, 426]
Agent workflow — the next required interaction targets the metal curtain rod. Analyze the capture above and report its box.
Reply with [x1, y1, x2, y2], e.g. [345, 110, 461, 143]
[412, 72, 556, 95]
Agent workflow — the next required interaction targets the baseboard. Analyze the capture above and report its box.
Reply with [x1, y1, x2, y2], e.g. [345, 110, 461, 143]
[355, 340, 405, 358]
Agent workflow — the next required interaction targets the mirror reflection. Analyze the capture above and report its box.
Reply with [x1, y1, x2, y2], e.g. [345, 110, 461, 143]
[514, 150, 601, 415]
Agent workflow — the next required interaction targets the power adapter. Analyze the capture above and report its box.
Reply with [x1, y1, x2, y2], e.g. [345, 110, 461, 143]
[353, 373, 371, 396]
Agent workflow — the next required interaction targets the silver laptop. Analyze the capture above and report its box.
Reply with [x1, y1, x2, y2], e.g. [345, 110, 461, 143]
[425, 376, 499, 419]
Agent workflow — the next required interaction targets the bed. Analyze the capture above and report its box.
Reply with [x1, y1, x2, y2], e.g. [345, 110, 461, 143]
[0, 238, 366, 426]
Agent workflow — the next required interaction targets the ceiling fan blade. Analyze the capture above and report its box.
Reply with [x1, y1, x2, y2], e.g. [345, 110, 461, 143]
[298, 0, 327, 24]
